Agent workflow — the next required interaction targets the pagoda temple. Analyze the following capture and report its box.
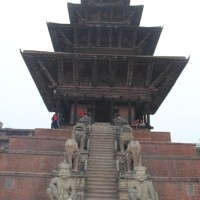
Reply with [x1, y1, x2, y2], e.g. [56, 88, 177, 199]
[21, 0, 188, 127]
[2, 1, 200, 200]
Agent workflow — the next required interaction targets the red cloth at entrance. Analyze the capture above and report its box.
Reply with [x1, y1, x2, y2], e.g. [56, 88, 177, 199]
[79, 111, 86, 117]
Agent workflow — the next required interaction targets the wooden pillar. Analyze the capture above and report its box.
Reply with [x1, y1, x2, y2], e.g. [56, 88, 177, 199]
[97, 28, 100, 47]
[133, 29, 137, 47]
[73, 99, 78, 124]
[74, 28, 78, 47]
[118, 30, 122, 48]
[88, 28, 91, 47]
[92, 100, 95, 124]
[109, 28, 112, 47]
[110, 101, 114, 124]
[73, 58, 79, 86]
[92, 60, 98, 86]
[127, 60, 134, 86]
[128, 101, 132, 125]
[146, 103, 150, 128]
[57, 59, 63, 85]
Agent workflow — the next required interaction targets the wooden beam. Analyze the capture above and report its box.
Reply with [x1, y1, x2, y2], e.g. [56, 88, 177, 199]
[74, 8, 85, 22]
[37, 59, 57, 87]
[58, 30, 72, 47]
[126, 10, 135, 21]
[150, 64, 171, 88]
[137, 32, 151, 47]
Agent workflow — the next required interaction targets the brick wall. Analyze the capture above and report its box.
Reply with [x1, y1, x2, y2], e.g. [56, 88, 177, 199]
[9, 137, 66, 152]
[141, 142, 196, 156]
[134, 131, 171, 142]
[0, 152, 64, 173]
[143, 156, 200, 177]
[34, 128, 72, 139]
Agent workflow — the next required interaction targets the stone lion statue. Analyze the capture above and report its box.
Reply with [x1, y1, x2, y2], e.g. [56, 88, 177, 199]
[119, 124, 134, 152]
[114, 115, 128, 136]
[78, 115, 91, 137]
[125, 140, 142, 173]
[72, 123, 86, 150]
[64, 139, 81, 172]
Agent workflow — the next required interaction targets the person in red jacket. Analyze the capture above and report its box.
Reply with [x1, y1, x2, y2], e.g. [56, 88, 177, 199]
[51, 113, 59, 129]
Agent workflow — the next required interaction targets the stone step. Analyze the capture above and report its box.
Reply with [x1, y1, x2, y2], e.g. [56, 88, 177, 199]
[88, 147, 115, 152]
[87, 163, 116, 170]
[89, 143, 115, 147]
[89, 152, 115, 156]
[89, 138, 115, 141]
[89, 155, 115, 159]
[89, 145, 115, 149]
[86, 174, 117, 179]
[85, 123, 118, 200]
[86, 197, 117, 200]
[86, 168, 117, 172]
[86, 182, 117, 188]
[87, 163, 116, 167]
[91, 132, 114, 135]
[86, 192, 118, 200]
[88, 158, 116, 165]
[86, 172, 117, 176]
[90, 143, 114, 146]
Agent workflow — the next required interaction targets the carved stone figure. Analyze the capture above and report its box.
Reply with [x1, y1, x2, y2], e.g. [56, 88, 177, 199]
[119, 124, 134, 152]
[72, 123, 86, 150]
[128, 166, 159, 200]
[125, 141, 142, 173]
[64, 139, 81, 172]
[46, 162, 77, 200]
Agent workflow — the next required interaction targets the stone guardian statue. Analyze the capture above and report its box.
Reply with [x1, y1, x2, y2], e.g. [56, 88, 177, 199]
[128, 166, 159, 200]
[46, 162, 77, 200]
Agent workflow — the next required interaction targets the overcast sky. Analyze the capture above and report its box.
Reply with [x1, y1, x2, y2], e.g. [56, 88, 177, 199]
[0, 0, 199, 144]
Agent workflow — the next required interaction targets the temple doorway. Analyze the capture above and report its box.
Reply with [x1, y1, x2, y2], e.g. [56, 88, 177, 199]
[95, 100, 111, 122]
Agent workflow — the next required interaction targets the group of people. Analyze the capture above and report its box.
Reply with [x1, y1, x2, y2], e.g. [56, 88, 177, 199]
[132, 119, 146, 128]
[51, 108, 88, 129]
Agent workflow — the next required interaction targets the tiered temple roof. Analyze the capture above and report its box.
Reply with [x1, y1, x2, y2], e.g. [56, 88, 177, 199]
[21, 0, 189, 124]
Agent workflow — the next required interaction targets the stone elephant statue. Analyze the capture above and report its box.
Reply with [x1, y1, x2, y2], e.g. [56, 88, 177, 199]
[125, 140, 142, 173]
[119, 124, 134, 152]
[72, 122, 86, 150]
[64, 139, 81, 172]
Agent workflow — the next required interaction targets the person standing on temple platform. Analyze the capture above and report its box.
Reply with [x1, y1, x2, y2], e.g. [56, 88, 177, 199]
[51, 112, 59, 129]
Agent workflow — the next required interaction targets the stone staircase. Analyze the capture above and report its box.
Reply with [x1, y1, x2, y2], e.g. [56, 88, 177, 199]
[85, 123, 118, 200]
